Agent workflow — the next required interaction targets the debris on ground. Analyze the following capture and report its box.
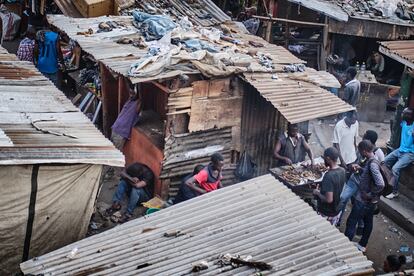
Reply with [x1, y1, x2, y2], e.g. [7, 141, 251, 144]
[143, 196, 167, 209]
[216, 253, 272, 271]
[191, 260, 209, 272]
[389, 226, 402, 236]
[66, 248, 79, 259]
[163, 230, 186, 238]
[110, 211, 122, 223]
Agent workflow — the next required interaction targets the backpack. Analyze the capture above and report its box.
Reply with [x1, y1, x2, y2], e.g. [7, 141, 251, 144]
[369, 159, 393, 196]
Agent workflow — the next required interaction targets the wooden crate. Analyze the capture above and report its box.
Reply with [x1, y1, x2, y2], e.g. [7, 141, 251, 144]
[73, 0, 113, 18]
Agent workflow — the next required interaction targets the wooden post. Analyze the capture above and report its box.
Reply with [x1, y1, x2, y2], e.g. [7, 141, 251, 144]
[117, 76, 130, 113]
[100, 63, 119, 137]
[265, 21, 272, 42]
[320, 16, 329, 71]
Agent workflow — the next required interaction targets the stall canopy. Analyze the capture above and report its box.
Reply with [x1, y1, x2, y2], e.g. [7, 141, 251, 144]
[0, 46, 124, 275]
[21, 174, 373, 275]
[286, 0, 349, 22]
[0, 46, 124, 166]
[379, 40, 414, 69]
[243, 72, 352, 123]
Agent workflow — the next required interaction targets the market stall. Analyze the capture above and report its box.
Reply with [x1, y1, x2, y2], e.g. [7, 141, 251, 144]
[269, 157, 327, 205]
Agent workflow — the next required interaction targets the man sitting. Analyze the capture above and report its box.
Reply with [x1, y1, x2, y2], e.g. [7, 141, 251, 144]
[185, 153, 224, 195]
[106, 162, 154, 223]
[173, 165, 204, 204]
[274, 123, 314, 167]
[313, 147, 346, 225]
[385, 107, 414, 199]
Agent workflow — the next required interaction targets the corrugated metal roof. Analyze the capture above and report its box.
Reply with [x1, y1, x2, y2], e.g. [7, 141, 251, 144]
[20, 174, 373, 276]
[47, 14, 303, 84]
[0, 46, 124, 166]
[286, 0, 348, 22]
[54, 0, 83, 18]
[119, 0, 230, 27]
[242, 73, 354, 124]
[379, 40, 414, 69]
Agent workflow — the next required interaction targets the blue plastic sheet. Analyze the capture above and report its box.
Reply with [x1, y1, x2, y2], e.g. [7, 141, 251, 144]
[132, 10, 176, 41]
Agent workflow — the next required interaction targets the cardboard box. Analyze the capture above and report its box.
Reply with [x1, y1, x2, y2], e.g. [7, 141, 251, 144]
[73, 0, 113, 18]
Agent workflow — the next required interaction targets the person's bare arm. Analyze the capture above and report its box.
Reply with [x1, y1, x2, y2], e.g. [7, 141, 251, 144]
[120, 170, 138, 184]
[56, 39, 64, 63]
[333, 143, 346, 167]
[185, 176, 207, 194]
[274, 140, 292, 165]
[313, 190, 333, 203]
[302, 139, 314, 166]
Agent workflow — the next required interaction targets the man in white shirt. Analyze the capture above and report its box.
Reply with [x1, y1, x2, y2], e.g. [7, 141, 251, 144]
[333, 111, 359, 168]
[344, 67, 361, 107]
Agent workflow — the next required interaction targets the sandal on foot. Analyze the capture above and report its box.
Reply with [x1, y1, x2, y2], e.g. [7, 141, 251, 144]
[118, 213, 133, 224]
[104, 203, 121, 217]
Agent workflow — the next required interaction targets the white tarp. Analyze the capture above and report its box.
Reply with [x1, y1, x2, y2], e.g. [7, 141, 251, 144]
[0, 164, 102, 275]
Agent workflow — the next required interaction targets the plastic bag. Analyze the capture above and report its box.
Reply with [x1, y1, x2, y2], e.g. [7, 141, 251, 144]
[234, 151, 256, 181]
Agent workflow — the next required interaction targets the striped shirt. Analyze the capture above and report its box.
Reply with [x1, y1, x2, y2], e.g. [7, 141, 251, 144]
[17, 38, 35, 62]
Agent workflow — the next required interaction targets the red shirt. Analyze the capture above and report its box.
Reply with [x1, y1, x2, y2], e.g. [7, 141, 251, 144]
[194, 168, 222, 192]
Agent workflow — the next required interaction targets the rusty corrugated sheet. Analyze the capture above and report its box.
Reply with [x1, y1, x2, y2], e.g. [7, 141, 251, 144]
[54, 0, 83, 18]
[160, 128, 236, 197]
[242, 73, 354, 124]
[120, 0, 231, 27]
[240, 82, 285, 175]
[20, 174, 374, 275]
[0, 46, 124, 166]
[379, 40, 414, 69]
[286, 0, 348, 22]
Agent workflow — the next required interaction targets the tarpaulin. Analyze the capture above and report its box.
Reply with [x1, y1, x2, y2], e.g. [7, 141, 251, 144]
[0, 164, 102, 275]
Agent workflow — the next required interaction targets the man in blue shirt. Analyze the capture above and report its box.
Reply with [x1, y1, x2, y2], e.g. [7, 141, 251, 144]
[34, 30, 64, 87]
[385, 108, 414, 199]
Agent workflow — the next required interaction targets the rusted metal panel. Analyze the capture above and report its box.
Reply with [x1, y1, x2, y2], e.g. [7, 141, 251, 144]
[379, 40, 414, 69]
[0, 46, 124, 166]
[120, 0, 231, 27]
[329, 17, 414, 40]
[20, 174, 373, 275]
[286, 0, 348, 22]
[242, 73, 354, 124]
[54, 0, 83, 18]
[241, 82, 284, 175]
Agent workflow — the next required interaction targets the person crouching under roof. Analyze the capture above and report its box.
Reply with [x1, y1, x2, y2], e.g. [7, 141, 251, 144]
[105, 162, 154, 223]
[185, 153, 224, 195]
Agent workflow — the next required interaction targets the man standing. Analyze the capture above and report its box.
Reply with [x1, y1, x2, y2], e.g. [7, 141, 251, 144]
[34, 30, 64, 86]
[313, 147, 346, 225]
[333, 111, 359, 168]
[185, 153, 224, 195]
[111, 88, 142, 150]
[345, 140, 385, 252]
[106, 162, 154, 223]
[274, 124, 314, 166]
[17, 26, 35, 62]
[343, 67, 361, 107]
[384, 108, 414, 199]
